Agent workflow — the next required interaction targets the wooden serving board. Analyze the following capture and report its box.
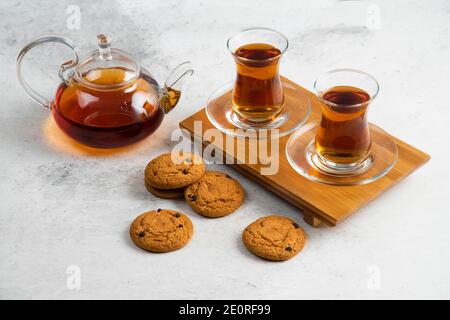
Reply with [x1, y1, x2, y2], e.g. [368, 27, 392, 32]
[179, 77, 430, 227]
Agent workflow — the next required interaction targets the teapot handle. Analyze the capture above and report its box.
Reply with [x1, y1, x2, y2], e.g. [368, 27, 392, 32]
[16, 35, 80, 109]
[161, 61, 194, 113]
[164, 61, 194, 90]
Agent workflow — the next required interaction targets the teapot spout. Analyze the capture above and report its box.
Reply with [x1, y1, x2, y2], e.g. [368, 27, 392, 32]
[161, 61, 194, 113]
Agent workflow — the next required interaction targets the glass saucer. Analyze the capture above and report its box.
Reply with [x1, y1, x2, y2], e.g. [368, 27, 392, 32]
[285, 121, 398, 185]
[205, 80, 311, 138]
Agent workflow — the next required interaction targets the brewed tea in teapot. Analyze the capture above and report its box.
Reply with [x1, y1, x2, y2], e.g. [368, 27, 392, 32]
[17, 34, 193, 148]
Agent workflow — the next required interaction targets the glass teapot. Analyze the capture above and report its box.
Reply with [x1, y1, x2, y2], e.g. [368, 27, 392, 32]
[17, 34, 193, 148]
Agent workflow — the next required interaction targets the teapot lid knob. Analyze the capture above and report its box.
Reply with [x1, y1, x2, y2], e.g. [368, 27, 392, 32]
[97, 33, 112, 60]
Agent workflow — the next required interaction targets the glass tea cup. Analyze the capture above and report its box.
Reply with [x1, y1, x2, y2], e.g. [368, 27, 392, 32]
[227, 27, 288, 124]
[313, 69, 379, 174]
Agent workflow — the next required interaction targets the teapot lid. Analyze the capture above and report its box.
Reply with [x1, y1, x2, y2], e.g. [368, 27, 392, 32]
[74, 34, 141, 89]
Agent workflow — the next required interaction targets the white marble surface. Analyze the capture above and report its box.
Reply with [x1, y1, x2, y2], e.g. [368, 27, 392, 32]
[1, 0, 449, 299]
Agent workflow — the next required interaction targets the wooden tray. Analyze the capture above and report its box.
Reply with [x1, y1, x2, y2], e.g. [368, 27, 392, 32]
[179, 77, 430, 227]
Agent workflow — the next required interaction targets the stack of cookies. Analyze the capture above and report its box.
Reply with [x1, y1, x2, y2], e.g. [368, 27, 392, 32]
[130, 152, 307, 261]
[144, 152, 205, 200]
[144, 152, 245, 218]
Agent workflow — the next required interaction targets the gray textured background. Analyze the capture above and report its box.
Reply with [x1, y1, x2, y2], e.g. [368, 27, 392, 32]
[1, 0, 449, 299]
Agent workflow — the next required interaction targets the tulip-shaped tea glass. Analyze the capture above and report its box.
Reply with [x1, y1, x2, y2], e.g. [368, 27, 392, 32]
[229, 28, 287, 124]
[286, 69, 398, 185]
[206, 28, 311, 138]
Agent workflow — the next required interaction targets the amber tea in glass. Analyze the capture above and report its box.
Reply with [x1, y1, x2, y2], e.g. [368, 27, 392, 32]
[315, 85, 371, 164]
[313, 69, 379, 173]
[232, 43, 283, 122]
[228, 28, 288, 123]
